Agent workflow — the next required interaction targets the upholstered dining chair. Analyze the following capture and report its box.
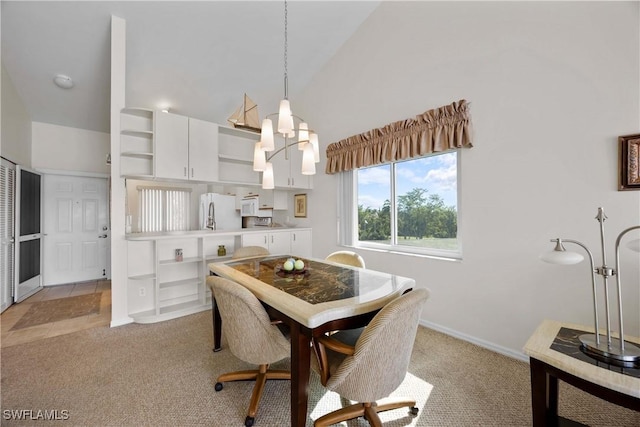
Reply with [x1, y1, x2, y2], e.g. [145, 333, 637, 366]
[325, 250, 366, 268]
[311, 288, 429, 427]
[231, 245, 270, 259]
[206, 246, 270, 349]
[209, 276, 290, 427]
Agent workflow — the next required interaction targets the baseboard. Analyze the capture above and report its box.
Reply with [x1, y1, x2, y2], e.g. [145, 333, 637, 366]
[420, 320, 529, 363]
[110, 317, 134, 328]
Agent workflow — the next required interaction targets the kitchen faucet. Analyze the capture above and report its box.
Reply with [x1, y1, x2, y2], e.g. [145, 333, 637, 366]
[206, 201, 216, 230]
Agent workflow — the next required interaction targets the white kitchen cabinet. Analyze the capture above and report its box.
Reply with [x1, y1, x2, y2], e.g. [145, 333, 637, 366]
[271, 145, 312, 189]
[154, 112, 190, 180]
[242, 230, 290, 255]
[188, 118, 219, 182]
[290, 229, 312, 258]
[258, 189, 288, 210]
[120, 108, 154, 178]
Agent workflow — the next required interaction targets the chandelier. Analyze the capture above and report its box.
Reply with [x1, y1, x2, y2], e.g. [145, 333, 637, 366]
[252, 0, 320, 189]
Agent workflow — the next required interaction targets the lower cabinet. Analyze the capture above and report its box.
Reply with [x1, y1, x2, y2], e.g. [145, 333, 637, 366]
[126, 229, 311, 324]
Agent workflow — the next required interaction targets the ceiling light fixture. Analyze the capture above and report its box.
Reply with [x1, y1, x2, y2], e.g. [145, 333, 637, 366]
[253, 0, 320, 189]
[53, 74, 74, 89]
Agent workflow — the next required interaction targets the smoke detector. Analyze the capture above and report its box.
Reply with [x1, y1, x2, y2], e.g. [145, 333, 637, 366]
[53, 74, 74, 89]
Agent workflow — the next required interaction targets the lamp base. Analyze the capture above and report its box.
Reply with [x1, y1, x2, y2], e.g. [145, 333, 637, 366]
[579, 333, 640, 365]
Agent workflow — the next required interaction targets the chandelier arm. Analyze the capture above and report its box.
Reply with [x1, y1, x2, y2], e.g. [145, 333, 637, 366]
[614, 225, 640, 352]
[266, 140, 307, 162]
[556, 238, 600, 346]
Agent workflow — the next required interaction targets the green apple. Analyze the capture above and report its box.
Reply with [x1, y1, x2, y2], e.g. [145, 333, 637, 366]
[283, 260, 294, 271]
[294, 259, 305, 270]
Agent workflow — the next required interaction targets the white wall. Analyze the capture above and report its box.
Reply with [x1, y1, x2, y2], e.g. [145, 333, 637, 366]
[1, 64, 31, 166]
[298, 1, 640, 357]
[31, 122, 109, 174]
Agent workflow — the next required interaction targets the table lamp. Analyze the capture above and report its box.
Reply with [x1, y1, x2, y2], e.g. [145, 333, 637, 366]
[540, 207, 640, 365]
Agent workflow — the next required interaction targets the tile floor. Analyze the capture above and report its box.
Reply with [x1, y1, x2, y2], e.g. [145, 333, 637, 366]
[0, 280, 111, 348]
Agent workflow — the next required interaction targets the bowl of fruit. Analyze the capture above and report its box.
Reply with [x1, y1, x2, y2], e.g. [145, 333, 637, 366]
[276, 257, 309, 276]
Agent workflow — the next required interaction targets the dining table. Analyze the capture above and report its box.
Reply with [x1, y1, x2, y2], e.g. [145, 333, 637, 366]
[208, 254, 416, 427]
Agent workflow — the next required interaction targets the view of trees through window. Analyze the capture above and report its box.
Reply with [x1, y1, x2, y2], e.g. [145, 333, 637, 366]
[357, 152, 459, 252]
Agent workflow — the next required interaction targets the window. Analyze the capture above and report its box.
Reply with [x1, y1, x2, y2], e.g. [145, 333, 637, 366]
[137, 186, 191, 233]
[352, 151, 460, 258]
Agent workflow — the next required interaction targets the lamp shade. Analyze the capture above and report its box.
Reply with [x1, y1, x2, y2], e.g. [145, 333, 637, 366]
[262, 162, 274, 189]
[540, 241, 584, 265]
[301, 144, 316, 175]
[626, 238, 640, 253]
[260, 119, 275, 152]
[298, 122, 309, 150]
[277, 99, 294, 135]
[309, 133, 319, 163]
[253, 142, 266, 171]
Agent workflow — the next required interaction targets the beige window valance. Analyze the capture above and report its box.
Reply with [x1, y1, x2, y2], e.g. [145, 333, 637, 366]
[325, 99, 473, 174]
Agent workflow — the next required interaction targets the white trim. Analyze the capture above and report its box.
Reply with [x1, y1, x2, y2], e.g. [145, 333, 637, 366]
[110, 317, 134, 328]
[420, 319, 529, 363]
[35, 168, 109, 179]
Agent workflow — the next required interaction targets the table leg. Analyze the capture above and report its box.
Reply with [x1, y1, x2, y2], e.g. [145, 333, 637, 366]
[530, 358, 559, 427]
[213, 297, 222, 352]
[290, 321, 311, 427]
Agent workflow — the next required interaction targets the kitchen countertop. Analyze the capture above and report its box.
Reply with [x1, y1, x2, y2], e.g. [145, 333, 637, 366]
[125, 227, 309, 240]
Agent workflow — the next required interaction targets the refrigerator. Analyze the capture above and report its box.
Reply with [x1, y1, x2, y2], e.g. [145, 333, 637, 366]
[199, 193, 241, 230]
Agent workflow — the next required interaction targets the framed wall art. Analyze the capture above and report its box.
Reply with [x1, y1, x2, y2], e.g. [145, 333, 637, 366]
[294, 193, 307, 217]
[619, 134, 640, 190]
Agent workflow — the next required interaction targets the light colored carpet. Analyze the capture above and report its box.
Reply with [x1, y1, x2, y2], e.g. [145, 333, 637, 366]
[1, 311, 638, 426]
[9, 293, 102, 331]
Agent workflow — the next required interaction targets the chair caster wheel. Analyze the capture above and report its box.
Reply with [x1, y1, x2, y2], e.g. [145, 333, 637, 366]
[244, 416, 254, 426]
[410, 406, 419, 416]
[214, 382, 223, 392]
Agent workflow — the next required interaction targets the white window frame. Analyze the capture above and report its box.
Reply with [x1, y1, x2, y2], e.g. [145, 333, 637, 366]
[338, 151, 462, 260]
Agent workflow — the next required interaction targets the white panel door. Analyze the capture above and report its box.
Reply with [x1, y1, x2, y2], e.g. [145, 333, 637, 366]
[43, 175, 109, 285]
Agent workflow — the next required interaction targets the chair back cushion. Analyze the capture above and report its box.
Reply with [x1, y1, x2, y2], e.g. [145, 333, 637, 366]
[211, 277, 289, 365]
[232, 246, 270, 260]
[326, 288, 429, 402]
[325, 251, 366, 268]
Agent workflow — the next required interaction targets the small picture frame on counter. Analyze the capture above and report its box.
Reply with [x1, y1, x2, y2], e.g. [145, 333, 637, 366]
[175, 249, 183, 262]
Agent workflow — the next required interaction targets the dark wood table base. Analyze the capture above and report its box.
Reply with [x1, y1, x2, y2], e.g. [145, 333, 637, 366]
[529, 357, 640, 427]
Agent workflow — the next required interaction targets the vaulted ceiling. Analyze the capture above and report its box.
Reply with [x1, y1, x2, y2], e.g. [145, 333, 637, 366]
[1, 1, 379, 134]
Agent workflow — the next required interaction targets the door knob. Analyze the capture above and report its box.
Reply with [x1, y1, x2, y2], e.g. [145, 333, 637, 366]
[98, 234, 108, 238]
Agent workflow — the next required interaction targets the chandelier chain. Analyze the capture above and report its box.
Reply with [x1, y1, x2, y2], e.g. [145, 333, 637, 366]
[283, 0, 288, 99]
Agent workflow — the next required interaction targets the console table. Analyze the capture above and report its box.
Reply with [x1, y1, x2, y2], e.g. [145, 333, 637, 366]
[523, 319, 640, 426]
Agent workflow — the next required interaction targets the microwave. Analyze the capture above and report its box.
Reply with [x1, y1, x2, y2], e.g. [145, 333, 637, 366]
[240, 197, 272, 218]
[240, 197, 258, 217]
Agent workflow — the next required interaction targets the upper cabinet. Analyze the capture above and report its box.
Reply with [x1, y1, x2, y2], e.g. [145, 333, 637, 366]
[272, 145, 313, 189]
[119, 109, 309, 189]
[154, 113, 219, 182]
[154, 112, 189, 180]
[188, 118, 219, 182]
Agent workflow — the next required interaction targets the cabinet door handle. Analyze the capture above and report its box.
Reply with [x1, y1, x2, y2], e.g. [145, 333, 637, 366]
[264, 236, 267, 245]
[271, 235, 274, 244]
[293, 233, 296, 241]
[191, 168, 194, 177]
[184, 167, 187, 177]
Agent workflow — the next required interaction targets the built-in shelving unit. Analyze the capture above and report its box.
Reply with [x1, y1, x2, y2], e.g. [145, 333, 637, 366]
[126, 229, 311, 323]
[217, 125, 261, 185]
[120, 108, 155, 178]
